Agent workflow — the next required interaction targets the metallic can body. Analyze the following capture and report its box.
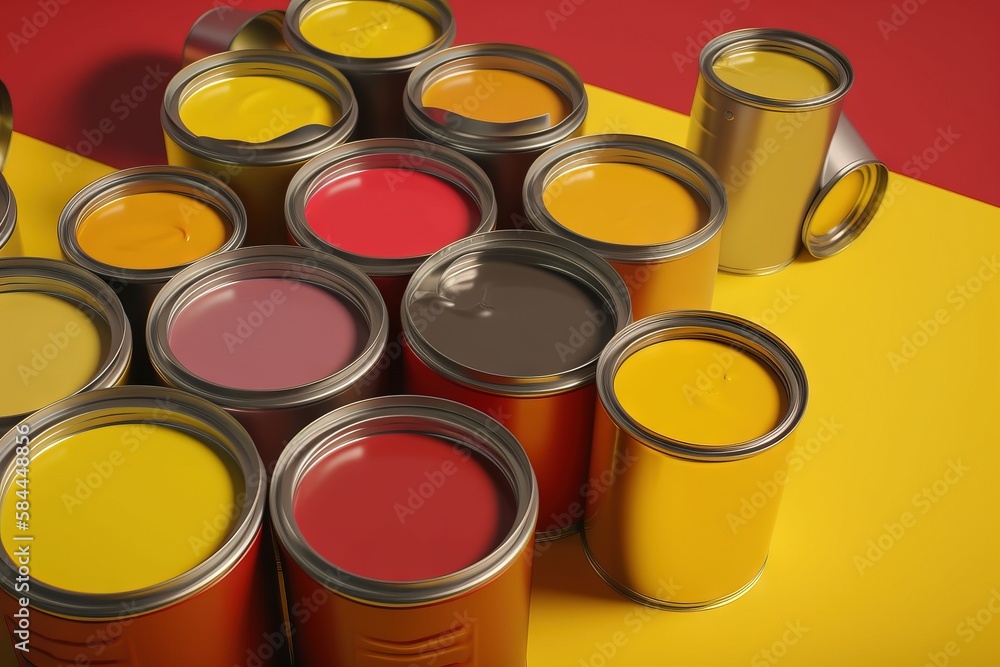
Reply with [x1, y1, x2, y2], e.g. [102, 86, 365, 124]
[523, 134, 726, 317]
[161, 50, 358, 246]
[0, 386, 287, 666]
[0, 258, 131, 433]
[58, 166, 247, 384]
[404, 43, 588, 229]
[270, 396, 538, 667]
[147, 246, 389, 471]
[687, 29, 852, 274]
[284, 0, 456, 138]
[583, 312, 808, 609]
[401, 231, 631, 539]
[182, 7, 289, 66]
[0, 174, 15, 255]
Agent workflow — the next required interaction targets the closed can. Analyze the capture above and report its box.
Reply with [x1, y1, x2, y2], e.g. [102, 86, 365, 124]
[0, 258, 131, 433]
[404, 43, 588, 229]
[687, 28, 853, 274]
[402, 230, 631, 539]
[58, 165, 246, 383]
[284, 0, 456, 138]
[162, 50, 358, 246]
[584, 311, 808, 609]
[524, 134, 726, 317]
[0, 386, 286, 666]
[270, 395, 538, 667]
[147, 246, 388, 471]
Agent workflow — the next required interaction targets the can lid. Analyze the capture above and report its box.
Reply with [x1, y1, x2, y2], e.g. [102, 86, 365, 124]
[801, 114, 888, 258]
[0, 78, 12, 170]
[182, 7, 288, 66]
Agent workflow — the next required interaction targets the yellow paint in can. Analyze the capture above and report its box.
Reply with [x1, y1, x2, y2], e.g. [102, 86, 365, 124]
[299, 0, 439, 58]
[712, 49, 835, 101]
[0, 292, 104, 418]
[422, 68, 570, 126]
[0, 423, 237, 593]
[613, 338, 786, 445]
[179, 75, 341, 143]
[543, 162, 708, 245]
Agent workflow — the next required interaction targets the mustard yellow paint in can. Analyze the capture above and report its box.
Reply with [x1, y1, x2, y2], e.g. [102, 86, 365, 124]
[583, 311, 808, 609]
[524, 135, 726, 318]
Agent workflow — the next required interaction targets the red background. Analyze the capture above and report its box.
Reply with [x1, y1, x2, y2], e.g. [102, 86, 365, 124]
[1, 0, 997, 206]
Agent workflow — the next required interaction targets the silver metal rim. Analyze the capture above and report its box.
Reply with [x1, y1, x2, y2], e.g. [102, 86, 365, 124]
[595, 311, 808, 461]
[147, 245, 388, 410]
[404, 43, 588, 153]
[0, 78, 11, 170]
[699, 28, 853, 111]
[401, 230, 632, 396]
[0, 386, 266, 619]
[269, 395, 538, 606]
[283, 0, 456, 74]
[802, 160, 888, 258]
[523, 134, 727, 263]
[0, 173, 14, 251]
[58, 166, 247, 284]
[286, 138, 497, 276]
[161, 49, 358, 166]
[182, 8, 288, 67]
[0, 258, 132, 431]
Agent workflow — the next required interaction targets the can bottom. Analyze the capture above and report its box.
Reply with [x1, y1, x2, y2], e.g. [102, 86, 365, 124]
[535, 522, 580, 542]
[580, 533, 767, 611]
[718, 257, 795, 276]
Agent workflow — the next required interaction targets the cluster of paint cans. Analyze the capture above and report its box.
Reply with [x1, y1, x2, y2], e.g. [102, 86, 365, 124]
[0, 3, 893, 665]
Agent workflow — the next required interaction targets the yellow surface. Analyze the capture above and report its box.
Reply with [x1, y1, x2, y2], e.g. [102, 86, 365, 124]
[299, 0, 438, 58]
[808, 169, 864, 237]
[422, 69, 570, 125]
[543, 162, 706, 245]
[179, 75, 340, 143]
[0, 423, 236, 593]
[76, 191, 230, 269]
[1, 86, 997, 665]
[712, 48, 835, 100]
[0, 292, 104, 417]
[614, 338, 785, 445]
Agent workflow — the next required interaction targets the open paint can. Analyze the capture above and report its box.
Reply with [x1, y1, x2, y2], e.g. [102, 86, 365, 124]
[688, 28, 853, 274]
[584, 311, 808, 609]
[0, 258, 131, 433]
[284, 0, 456, 138]
[404, 43, 588, 229]
[182, 7, 289, 66]
[270, 395, 538, 667]
[524, 134, 726, 317]
[58, 165, 246, 383]
[162, 49, 358, 246]
[147, 245, 388, 471]
[0, 386, 287, 666]
[286, 137, 496, 387]
[402, 230, 631, 539]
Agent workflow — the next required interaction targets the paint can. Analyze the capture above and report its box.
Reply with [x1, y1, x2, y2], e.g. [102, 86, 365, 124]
[286, 137, 496, 388]
[0, 386, 288, 666]
[284, 0, 456, 138]
[58, 165, 247, 384]
[403, 43, 588, 229]
[687, 28, 853, 274]
[147, 245, 388, 471]
[270, 395, 538, 667]
[0, 78, 17, 256]
[162, 50, 358, 246]
[523, 134, 726, 318]
[0, 258, 131, 434]
[583, 311, 808, 609]
[401, 230, 631, 539]
[182, 7, 289, 66]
